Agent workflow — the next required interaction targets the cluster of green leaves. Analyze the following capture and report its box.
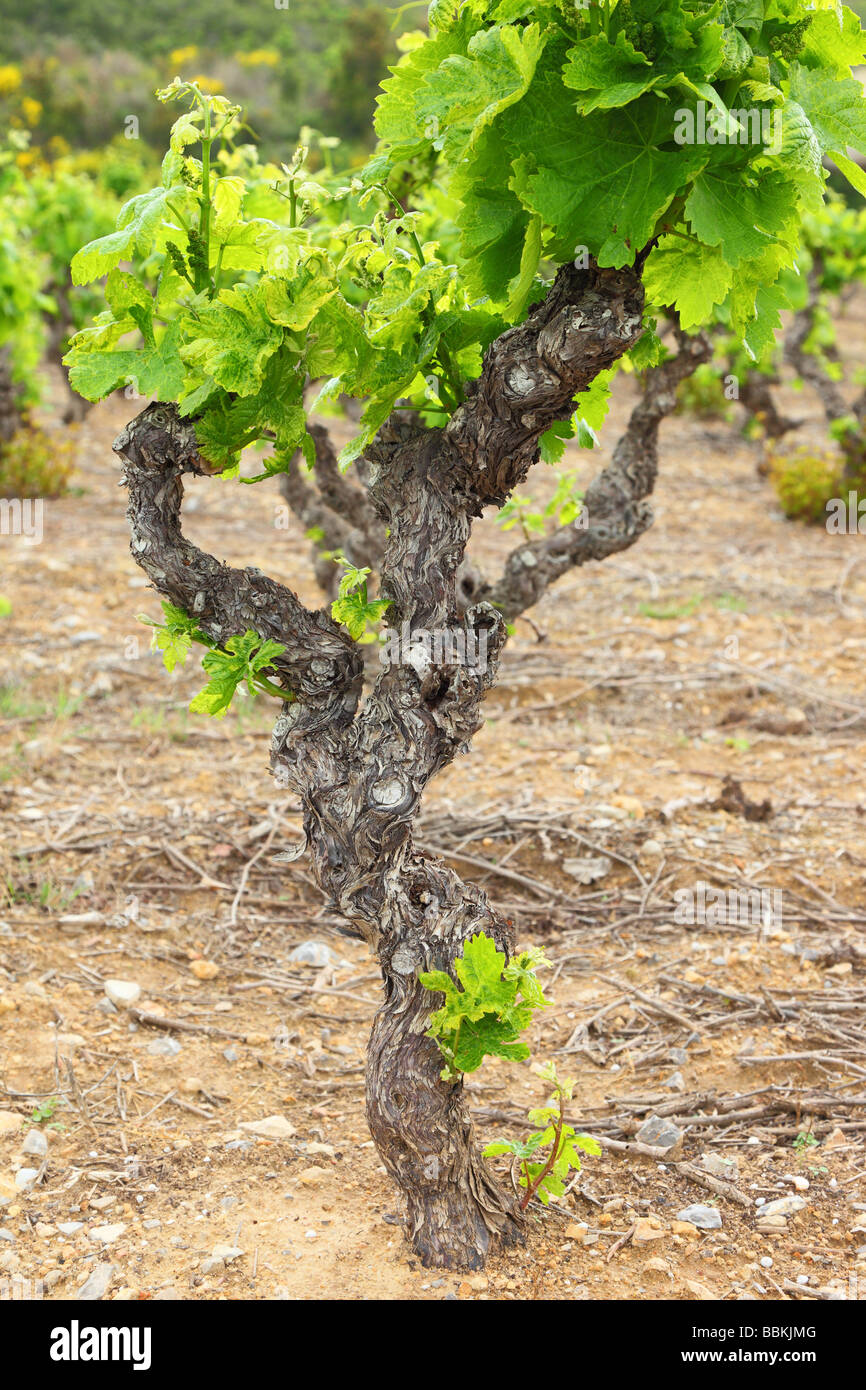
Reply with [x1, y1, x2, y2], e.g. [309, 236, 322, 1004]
[28, 164, 118, 348]
[498, 470, 589, 537]
[418, 931, 551, 1081]
[140, 600, 290, 717]
[63, 78, 513, 474]
[375, 0, 866, 363]
[678, 194, 866, 449]
[0, 135, 117, 410]
[0, 141, 52, 405]
[484, 1061, 601, 1208]
[329, 557, 391, 641]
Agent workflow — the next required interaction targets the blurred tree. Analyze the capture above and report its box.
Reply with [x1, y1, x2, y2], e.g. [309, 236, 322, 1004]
[324, 6, 392, 141]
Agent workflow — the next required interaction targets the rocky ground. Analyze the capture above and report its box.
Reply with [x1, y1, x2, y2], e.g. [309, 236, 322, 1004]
[1, 319, 866, 1301]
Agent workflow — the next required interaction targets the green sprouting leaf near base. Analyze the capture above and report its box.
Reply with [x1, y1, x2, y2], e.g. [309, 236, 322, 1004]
[180, 282, 282, 397]
[419, 930, 550, 1079]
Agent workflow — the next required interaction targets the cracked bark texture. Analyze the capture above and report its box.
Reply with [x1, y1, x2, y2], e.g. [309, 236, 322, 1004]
[477, 330, 712, 621]
[115, 258, 649, 1269]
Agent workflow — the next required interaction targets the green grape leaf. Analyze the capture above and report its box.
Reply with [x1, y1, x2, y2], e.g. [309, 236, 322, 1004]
[189, 630, 287, 718]
[139, 600, 212, 673]
[180, 282, 282, 396]
[508, 90, 707, 268]
[644, 235, 734, 328]
[684, 159, 798, 268]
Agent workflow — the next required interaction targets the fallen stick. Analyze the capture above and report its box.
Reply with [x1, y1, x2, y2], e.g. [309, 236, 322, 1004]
[128, 1008, 250, 1042]
[781, 1278, 846, 1301]
[606, 1221, 637, 1263]
[597, 973, 694, 1031]
[594, 1135, 673, 1161]
[674, 1160, 752, 1208]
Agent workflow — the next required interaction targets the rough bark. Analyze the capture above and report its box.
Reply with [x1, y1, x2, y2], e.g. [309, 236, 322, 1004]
[115, 258, 647, 1268]
[445, 261, 645, 509]
[479, 330, 712, 621]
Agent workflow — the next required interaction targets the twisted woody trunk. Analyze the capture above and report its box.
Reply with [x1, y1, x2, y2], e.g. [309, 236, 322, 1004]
[114, 262, 703, 1268]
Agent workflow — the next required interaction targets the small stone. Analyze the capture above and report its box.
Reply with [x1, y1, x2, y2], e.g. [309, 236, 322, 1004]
[636, 1115, 684, 1155]
[633, 1217, 667, 1243]
[699, 1152, 739, 1181]
[640, 839, 663, 856]
[201, 1256, 225, 1274]
[762, 1196, 807, 1219]
[21, 1129, 48, 1159]
[0, 1229, 14, 1243]
[562, 856, 611, 884]
[190, 959, 219, 980]
[238, 1115, 296, 1140]
[15, 1168, 38, 1192]
[760, 1256, 774, 1269]
[644, 1257, 670, 1276]
[0, 1112, 23, 1136]
[288, 941, 340, 968]
[96, 998, 118, 1015]
[822, 1128, 847, 1150]
[104, 980, 141, 1008]
[146, 1036, 182, 1057]
[668, 1048, 689, 1065]
[89, 1223, 126, 1245]
[684, 1279, 716, 1300]
[603, 1197, 624, 1213]
[223, 1047, 239, 1063]
[304, 1229, 318, 1241]
[677, 1204, 721, 1230]
[671, 1221, 699, 1237]
[662, 1070, 685, 1092]
[297, 1167, 329, 1186]
[466, 1274, 487, 1291]
[58, 1222, 84, 1236]
[181, 1077, 205, 1095]
[55, 1032, 87, 1054]
[152, 1287, 181, 1300]
[211, 1244, 243, 1263]
[77, 1263, 116, 1300]
[784, 1174, 810, 1192]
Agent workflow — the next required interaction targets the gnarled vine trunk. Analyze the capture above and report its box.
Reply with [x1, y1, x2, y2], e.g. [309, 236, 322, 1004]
[113, 261, 706, 1269]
